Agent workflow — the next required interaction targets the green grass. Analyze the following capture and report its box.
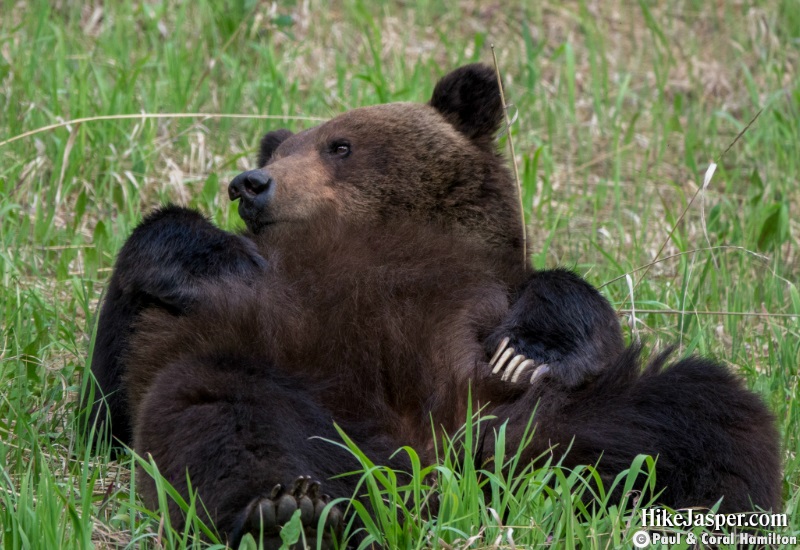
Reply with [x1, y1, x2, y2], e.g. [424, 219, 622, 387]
[1, 0, 798, 548]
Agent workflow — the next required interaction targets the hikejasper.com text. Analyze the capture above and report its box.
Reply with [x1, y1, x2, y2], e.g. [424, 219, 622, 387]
[642, 508, 786, 531]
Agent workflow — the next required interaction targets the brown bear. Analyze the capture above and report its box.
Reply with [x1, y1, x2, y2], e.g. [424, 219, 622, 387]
[86, 64, 781, 548]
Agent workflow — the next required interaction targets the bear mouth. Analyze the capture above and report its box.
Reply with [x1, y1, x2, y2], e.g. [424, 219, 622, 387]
[243, 217, 277, 235]
[236, 201, 278, 233]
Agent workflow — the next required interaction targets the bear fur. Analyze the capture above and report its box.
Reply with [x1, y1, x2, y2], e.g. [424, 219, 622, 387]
[86, 64, 781, 547]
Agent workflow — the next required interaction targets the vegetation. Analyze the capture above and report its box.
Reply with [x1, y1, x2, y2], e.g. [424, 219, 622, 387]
[1, 1, 798, 548]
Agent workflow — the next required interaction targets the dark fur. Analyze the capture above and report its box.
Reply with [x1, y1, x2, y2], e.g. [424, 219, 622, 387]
[257, 128, 295, 168]
[429, 64, 504, 145]
[86, 64, 781, 545]
[482, 346, 781, 511]
[484, 268, 624, 388]
[86, 206, 267, 446]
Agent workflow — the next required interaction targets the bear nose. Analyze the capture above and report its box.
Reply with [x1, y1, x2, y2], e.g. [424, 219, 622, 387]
[228, 170, 273, 201]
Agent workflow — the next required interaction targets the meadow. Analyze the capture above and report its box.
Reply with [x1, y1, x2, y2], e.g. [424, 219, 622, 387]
[1, 1, 798, 548]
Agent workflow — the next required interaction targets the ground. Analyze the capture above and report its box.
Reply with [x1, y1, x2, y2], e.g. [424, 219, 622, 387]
[0, 1, 798, 548]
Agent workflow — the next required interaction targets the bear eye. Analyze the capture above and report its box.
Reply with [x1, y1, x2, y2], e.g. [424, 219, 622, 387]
[329, 141, 351, 158]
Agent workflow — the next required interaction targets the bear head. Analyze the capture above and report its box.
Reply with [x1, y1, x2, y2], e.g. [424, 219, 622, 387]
[229, 64, 526, 269]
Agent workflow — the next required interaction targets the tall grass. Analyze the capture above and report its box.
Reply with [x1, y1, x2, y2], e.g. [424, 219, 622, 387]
[1, 1, 798, 548]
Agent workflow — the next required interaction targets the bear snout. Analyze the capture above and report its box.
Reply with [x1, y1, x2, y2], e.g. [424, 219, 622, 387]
[229, 169, 273, 201]
[229, 169, 277, 232]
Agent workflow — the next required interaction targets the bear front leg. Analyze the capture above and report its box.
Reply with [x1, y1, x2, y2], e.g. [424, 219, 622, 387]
[85, 205, 267, 448]
[108, 205, 267, 313]
[484, 269, 624, 390]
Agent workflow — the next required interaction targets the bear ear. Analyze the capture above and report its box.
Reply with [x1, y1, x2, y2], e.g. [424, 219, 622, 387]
[429, 64, 504, 144]
[257, 129, 294, 167]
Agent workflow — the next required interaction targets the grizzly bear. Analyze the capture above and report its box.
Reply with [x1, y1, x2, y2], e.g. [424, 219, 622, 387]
[86, 64, 781, 547]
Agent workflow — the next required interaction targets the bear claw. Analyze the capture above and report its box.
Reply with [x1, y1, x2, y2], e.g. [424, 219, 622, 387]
[489, 337, 547, 385]
[240, 476, 343, 545]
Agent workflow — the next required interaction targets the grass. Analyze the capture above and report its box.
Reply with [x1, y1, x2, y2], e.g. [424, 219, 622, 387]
[1, 0, 798, 547]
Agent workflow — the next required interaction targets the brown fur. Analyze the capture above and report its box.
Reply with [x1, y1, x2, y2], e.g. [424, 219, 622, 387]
[242, 102, 526, 274]
[126, 215, 511, 455]
[86, 64, 781, 547]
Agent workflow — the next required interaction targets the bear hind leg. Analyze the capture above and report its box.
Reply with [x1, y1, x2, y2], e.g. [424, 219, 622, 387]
[133, 355, 379, 548]
[231, 477, 343, 549]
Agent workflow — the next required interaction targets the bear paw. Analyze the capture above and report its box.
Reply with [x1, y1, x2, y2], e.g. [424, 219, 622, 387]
[489, 336, 550, 385]
[235, 476, 343, 548]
